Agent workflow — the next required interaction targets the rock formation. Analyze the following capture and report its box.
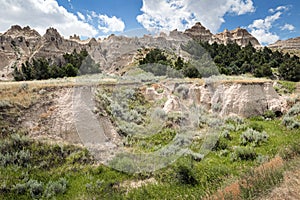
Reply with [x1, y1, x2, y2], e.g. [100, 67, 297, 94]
[269, 37, 300, 50]
[214, 27, 260, 48]
[184, 23, 260, 47]
[0, 23, 262, 80]
[184, 22, 214, 42]
[144, 80, 286, 118]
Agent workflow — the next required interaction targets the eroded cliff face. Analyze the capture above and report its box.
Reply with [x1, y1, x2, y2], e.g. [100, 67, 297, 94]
[269, 37, 300, 50]
[145, 80, 286, 118]
[183, 23, 261, 48]
[0, 23, 261, 80]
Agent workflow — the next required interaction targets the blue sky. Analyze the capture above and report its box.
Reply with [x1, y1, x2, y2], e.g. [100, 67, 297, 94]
[0, 0, 299, 45]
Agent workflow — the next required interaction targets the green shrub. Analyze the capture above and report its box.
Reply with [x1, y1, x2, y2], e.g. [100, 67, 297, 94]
[175, 165, 198, 186]
[27, 179, 44, 199]
[263, 110, 276, 119]
[231, 146, 257, 161]
[44, 178, 68, 198]
[248, 122, 264, 132]
[240, 128, 268, 146]
[13, 183, 27, 195]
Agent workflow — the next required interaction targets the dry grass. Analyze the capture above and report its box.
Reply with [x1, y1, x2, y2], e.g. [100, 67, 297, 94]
[260, 158, 300, 200]
[0, 77, 117, 107]
[206, 156, 285, 200]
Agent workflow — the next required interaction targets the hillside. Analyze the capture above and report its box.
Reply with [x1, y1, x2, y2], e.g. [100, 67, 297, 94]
[1, 72, 300, 199]
[1, 21, 300, 200]
[0, 23, 260, 81]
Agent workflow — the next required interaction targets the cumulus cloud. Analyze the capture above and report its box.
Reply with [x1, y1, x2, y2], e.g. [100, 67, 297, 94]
[269, 5, 289, 13]
[248, 12, 282, 45]
[0, 0, 99, 37]
[281, 23, 295, 31]
[77, 12, 86, 21]
[95, 14, 125, 33]
[136, 0, 255, 33]
[0, 0, 126, 38]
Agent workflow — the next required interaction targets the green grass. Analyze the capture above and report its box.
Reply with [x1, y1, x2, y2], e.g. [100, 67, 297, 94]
[1, 90, 300, 199]
[275, 81, 297, 94]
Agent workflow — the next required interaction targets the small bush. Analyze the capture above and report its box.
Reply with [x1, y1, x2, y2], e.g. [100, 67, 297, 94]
[44, 178, 68, 198]
[248, 122, 264, 132]
[282, 116, 300, 129]
[13, 183, 27, 195]
[240, 128, 268, 146]
[27, 179, 44, 199]
[220, 130, 232, 140]
[231, 146, 257, 161]
[286, 103, 300, 117]
[263, 110, 276, 119]
[225, 115, 244, 125]
[175, 165, 198, 186]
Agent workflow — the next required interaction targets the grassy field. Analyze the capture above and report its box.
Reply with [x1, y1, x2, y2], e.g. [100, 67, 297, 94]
[0, 78, 299, 199]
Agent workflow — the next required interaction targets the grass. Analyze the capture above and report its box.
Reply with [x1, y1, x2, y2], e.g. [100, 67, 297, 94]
[1, 78, 299, 199]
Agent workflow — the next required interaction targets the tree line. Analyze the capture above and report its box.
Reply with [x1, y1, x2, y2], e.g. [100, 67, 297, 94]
[13, 49, 101, 81]
[200, 42, 300, 82]
[139, 42, 300, 82]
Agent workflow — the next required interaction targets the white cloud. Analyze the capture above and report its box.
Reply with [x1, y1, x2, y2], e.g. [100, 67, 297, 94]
[249, 12, 281, 30]
[96, 14, 125, 33]
[77, 12, 85, 21]
[0, 0, 126, 38]
[248, 12, 282, 45]
[250, 29, 279, 45]
[0, 0, 98, 37]
[281, 23, 295, 31]
[137, 0, 255, 33]
[269, 5, 289, 13]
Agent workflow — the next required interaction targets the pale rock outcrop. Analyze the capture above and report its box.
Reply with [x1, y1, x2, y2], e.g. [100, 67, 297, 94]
[206, 82, 285, 117]
[163, 95, 181, 113]
[184, 22, 214, 42]
[269, 37, 300, 50]
[145, 87, 164, 101]
[155, 81, 286, 117]
[214, 27, 260, 48]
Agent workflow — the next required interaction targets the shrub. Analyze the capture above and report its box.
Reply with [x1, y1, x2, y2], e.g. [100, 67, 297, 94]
[282, 116, 300, 129]
[231, 146, 257, 161]
[44, 178, 68, 198]
[225, 115, 244, 125]
[175, 164, 198, 186]
[263, 110, 276, 119]
[248, 122, 264, 132]
[240, 128, 268, 146]
[13, 183, 27, 195]
[220, 130, 232, 140]
[27, 179, 44, 199]
[286, 103, 300, 117]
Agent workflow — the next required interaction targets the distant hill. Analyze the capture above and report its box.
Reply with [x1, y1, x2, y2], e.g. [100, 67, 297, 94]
[0, 23, 261, 80]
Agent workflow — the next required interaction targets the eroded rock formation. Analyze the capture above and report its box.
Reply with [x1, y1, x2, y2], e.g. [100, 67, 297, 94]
[145, 80, 286, 118]
[269, 37, 300, 50]
[0, 23, 261, 80]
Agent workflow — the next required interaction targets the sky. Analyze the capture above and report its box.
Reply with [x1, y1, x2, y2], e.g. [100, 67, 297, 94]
[0, 0, 299, 45]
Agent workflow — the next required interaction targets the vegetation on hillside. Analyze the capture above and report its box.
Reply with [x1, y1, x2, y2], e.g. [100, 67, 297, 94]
[0, 81, 300, 199]
[13, 49, 101, 81]
[139, 42, 300, 82]
[200, 42, 300, 81]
